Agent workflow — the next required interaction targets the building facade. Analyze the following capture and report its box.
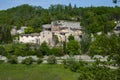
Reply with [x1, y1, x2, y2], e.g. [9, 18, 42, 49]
[19, 20, 82, 46]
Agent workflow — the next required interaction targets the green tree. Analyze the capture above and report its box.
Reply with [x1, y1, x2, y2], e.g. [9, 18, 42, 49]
[80, 34, 91, 54]
[0, 25, 12, 43]
[89, 34, 109, 55]
[89, 34, 120, 56]
[4, 44, 14, 56]
[50, 47, 64, 56]
[0, 46, 6, 56]
[24, 26, 34, 34]
[67, 40, 80, 55]
[39, 42, 50, 55]
[68, 34, 74, 41]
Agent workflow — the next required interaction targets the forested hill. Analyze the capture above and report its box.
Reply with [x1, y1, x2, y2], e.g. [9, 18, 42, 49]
[0, 4, 81, 29]
[0, 4, 120, 33]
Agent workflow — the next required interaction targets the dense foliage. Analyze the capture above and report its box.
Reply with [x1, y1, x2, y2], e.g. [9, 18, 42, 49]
[21, 57, 34, 65]
[63, 57, 120, 80]
[7, 55, 18, 64]
[47, 55, 57, 64]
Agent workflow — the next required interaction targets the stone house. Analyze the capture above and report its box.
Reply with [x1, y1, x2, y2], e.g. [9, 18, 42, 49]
[43, 20, 82, 42]
[19, 31, 53, 46]
[11, 26, 27, 35]
[19, 33, 40, 44]
[19, 20, 82, 46]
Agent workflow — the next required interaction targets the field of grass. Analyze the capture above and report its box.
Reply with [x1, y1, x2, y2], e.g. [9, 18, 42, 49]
[0, 64, 79, 80]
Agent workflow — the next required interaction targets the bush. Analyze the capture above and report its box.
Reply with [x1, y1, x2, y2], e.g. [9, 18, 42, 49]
[37, 58, 43, 64]
[35, 50, 43, 57]
[69, 61, 80, 72]
[21, 57, 34, 65]
[50, 47, 64, 56]
[63, 57, 80, 72]
[63, 57, 75, 66]
[78, 72, 93, 80]
[63, 57, 88, 72]
[7, 55, 18, 64]
[0, 46, 6, 56]
[63, 59, 68, 68]
[47, 55, 57, 64]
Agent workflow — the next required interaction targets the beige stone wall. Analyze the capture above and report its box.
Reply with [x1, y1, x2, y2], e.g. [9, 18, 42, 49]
[51, 26, 60, 32]
[40, 31, 53, 45]
[19, 36, 40, 44]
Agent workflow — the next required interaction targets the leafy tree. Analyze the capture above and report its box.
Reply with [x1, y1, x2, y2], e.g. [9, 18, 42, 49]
[24, 26, 34, 34]
[39, 42, 50, 55]
[89, 34, 120, 56]
[50, 47, 64, 56]
[67, 40, 80, 55]
[14, 43, 35, 56]
[80, 7, 117, 34]
[0, 46, 6, 56]
[0, 25, 12, 43]
[89, 34, 109, 55]
[4, 43, 15, 56]
[80, 33, 91, 54]
[68, 34, 74, 41]
[63, 41, 67, 54]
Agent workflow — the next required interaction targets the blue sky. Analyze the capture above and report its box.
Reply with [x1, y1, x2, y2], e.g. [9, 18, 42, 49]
[0, 0, 119, 10]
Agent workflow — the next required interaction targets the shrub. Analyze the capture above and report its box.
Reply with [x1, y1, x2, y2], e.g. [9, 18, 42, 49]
[69, 61, 80, 72]
[78, 72, 93, 80]
[63, 57, 75, 67]
[63, 57, 80, 72]
[7, 55, 18, 64]
[63, 57, 89, 72]
[35, 50, 43, 57]
[50, 47, 64, 56]
[21, 57, 34, 65]
[63, 59, 68, 68]
[37, 58, 43, 64]
[0, 46, 6, 56]
[47, 55, 57, 64]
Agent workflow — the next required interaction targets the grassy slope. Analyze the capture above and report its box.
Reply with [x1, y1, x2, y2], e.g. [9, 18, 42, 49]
[0, 64, 79, 80]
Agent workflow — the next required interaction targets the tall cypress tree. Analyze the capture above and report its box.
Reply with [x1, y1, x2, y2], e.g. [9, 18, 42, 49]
[0, 25, 12, 43]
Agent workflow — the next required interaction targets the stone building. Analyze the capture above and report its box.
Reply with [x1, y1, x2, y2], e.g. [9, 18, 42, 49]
[19, 31, 53, 45]
[19, 20, 82, 46]
[19, 33, 40, 44]
[42, 20, 82, 42]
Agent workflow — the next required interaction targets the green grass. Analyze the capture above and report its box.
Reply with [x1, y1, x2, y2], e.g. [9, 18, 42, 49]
[0, 63, 79, 80]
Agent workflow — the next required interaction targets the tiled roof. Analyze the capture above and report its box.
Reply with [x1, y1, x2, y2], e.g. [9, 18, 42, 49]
[42, 20, 82, 29]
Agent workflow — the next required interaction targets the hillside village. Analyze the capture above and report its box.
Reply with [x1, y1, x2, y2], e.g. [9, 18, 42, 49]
[1, 2, 120, 80]
[11, 20, 82, 46]
[11, 20, 120, 47]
